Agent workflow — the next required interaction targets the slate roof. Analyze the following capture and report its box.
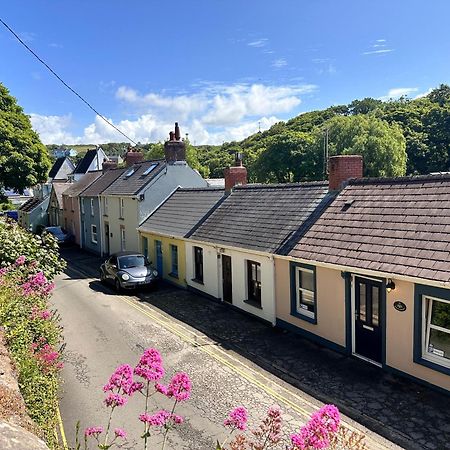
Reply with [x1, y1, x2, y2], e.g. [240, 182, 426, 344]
[102, 160, 166, 196]
[73, 149, 98, 174]
[51, 182, 70, 209]
[62, 171, 103, 197]
[139, 187, 225, 237]
[19, 197, 44, 212]
[49, 157, 72, 179]
[290, 174, 450, 283]
[81, 168, 127, 197]
[189, 182, 331, 253]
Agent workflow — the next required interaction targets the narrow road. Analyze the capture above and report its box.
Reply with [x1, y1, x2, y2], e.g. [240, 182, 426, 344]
[52, 260, 399, 449]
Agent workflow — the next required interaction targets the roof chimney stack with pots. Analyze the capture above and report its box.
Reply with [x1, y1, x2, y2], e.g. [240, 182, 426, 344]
[328, 155, 363, 191]
[124, 146, 144, 167]
[224, 152, 248, 193]
[102, 160, 118, 173]
[164, 122, 186, 163]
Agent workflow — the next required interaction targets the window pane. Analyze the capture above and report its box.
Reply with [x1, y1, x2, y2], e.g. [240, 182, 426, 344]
[256, 264, 261, 283]
[299, 290, 314, 311]
[428, 328, 450, 361]
[430, 300, 450, 330]
[359, 283, 366, 321]
[300, 270, 314, 291]
[372, 286, 379, 326]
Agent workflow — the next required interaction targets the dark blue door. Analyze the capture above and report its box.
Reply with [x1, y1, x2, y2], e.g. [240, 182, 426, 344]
[155, 240, 163, 276]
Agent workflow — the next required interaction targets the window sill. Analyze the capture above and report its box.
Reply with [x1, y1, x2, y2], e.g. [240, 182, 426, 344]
[119, 217, 124, 221]
[169, 272, 179, 279]
[290, 310, 317, 324]
[243, 299, 263, 310]
[414, 354, 450, 376]
[191, 278, 204, 285]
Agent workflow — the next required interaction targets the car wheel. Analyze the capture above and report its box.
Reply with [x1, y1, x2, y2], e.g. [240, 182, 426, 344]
[115, 279, 122, 293]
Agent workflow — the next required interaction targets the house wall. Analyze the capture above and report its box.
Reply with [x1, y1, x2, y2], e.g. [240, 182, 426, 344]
[185, 241, 276, 324]
[275, 257, 346, 347]
[385, 279, 450, 391]
[62, 195, 81, 245]
[104, 196, 139, 254]
[80, 196, 102, 254]
[19, 197, 49, 233]
[275, 256, 450, 391]
[139, 232, 186, 288]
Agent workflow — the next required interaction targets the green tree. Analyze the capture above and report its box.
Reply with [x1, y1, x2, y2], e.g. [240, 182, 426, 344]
[307, 115, 407, 179]
[0, 83, 51, 194]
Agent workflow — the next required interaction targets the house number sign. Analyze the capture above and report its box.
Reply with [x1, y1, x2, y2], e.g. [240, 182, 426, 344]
[394, 301, 407, 312]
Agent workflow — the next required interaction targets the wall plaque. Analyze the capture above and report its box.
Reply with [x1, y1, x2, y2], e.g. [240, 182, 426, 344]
[394, 301, 407, 312]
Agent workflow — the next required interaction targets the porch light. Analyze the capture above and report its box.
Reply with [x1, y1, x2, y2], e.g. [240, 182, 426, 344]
[386, 279, 396, 292]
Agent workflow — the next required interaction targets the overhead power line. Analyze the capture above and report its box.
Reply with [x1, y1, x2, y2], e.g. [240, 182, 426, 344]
[0, 17, 138, 145]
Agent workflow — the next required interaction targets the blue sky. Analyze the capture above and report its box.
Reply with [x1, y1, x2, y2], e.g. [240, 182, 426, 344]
[1, 0, 450, 145]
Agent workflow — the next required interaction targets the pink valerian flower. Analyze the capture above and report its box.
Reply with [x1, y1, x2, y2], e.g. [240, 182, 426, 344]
[139, 410, 184, 427]
[15, 255, 26, 265]
[40, 309, 52, 320]
[224, 406, 248, 431]
[134, 348, 165, 382]
[31, 342, 63, 372]
[160, 372, 192, 402]
[114, 428, 127, 439]
[289, 404, 340, 450]
[85, 426, 104, 437]
[103, 364, 143, 396]
[104, 392, 127, 407]
[21, 271, 54, 296]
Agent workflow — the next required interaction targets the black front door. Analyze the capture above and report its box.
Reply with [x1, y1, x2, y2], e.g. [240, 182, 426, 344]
[354, 276, 382, 363]
[222, 255, 232, 303]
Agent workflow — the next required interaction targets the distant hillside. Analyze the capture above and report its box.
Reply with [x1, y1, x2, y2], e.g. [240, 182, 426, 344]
[46, 84, 450, 182]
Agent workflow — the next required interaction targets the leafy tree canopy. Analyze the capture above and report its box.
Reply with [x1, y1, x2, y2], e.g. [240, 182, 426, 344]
[0, 83, 51, 193]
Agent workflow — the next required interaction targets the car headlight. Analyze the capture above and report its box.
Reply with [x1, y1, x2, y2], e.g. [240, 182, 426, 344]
[121, 273, 130, 281]
[152, 270, 158, 277]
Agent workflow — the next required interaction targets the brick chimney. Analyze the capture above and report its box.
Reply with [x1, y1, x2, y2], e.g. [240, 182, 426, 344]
[328, 155, 363, 191]
[164, 122, 186, 163]
[102, 160, 118, 173]
[224, 152, 247, 193]
[125, 146, 144, 167]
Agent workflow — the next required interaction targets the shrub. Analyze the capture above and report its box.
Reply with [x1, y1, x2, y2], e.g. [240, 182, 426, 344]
[0, 257, 63, 448]
[0, 218, 66, 280]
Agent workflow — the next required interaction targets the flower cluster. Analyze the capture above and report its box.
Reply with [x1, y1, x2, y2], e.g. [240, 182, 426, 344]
[85, 426, 104, 437]
[21, 271, 54, 297]
[139, 410, 184, 427]
[31, 340, 63, 372]
[224, 406, 248, 431]
[290, 404, 340, 450]
[155, 371, 191, 402]
[134, 348, 165, 381]
[104, 364, 143, 397]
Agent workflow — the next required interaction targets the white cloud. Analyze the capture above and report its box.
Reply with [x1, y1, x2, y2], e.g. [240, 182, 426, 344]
[49, 43, 63, 48]
[415, 87, 433, 99]
[272, 58, 287, 68]
[363, 49, 394, 55]
[247, 38, 268, 48]
[379, 87, 418, 101]
[31, 81, 316, 145]
[363, 39, 394, 55]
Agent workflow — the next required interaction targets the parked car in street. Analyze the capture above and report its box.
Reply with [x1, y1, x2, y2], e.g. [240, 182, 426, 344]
[44, 226, 74, 244]
[99, 251, 159, 292]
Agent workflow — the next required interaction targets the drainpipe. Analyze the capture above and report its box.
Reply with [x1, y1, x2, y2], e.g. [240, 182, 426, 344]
[99, 195, 104, 257]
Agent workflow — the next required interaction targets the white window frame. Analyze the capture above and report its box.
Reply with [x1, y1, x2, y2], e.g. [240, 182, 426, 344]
[103, 197, 108, 215]
[422, 295, 450, 369]
[119, 198, 124, 219]
[90, 198, 94, 216]
[120, 226, 126, 251]
[295, 266, 316, 319]
[91, 224, 98, 244]
[81, 199, 85, 214]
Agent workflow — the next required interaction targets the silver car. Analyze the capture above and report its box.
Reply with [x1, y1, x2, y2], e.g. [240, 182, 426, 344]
[100, 252, 159, 292]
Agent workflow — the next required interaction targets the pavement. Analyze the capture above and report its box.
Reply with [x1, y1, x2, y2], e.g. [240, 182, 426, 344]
[55, 247, 450, 450]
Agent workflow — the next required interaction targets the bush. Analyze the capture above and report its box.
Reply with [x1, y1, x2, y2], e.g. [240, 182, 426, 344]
[0, 218, 66, 280]
[0, 257, 63, 449]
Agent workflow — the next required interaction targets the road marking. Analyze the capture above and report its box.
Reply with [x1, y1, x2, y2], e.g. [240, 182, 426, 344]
[59, 266, 395, 449]
[57, 404, 69, 449]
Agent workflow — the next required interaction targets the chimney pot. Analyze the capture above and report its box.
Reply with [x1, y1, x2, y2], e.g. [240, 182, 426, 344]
[174, 122, 180, 140]
[224, 158, 247, 193]
[328, 155, 363, 191]
[164, 122, 186, 163]
[124, 147, 144, 167]
[102, 160, 118, 173]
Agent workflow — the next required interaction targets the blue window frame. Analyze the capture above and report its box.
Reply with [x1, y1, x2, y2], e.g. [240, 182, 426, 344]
[414, 284, 450, 376]
[290, 261, 317, 324]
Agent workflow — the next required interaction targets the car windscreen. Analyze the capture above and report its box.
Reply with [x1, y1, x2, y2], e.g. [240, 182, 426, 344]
[118, 255, 146, 269]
